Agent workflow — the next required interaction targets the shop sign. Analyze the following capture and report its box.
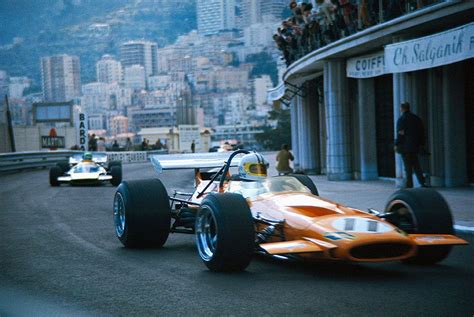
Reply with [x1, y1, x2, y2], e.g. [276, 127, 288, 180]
[385, 22, 474, 73]
[76, 113, 89, 151]
[347, 51, 385, 78]
[41, 128, 65, 149]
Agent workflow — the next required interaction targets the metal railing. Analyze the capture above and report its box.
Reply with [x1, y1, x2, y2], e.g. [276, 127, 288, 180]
[0, 150, 168, 173]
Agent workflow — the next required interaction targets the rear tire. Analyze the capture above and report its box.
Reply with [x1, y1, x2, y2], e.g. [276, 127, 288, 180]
[384, 188, 453, 265]
[49, 166, 62, 186]
[290, 174, 319, 196]
[196, 193, 255, 272]
[110, 166, 122, 186]
[114, 179, 171, 248]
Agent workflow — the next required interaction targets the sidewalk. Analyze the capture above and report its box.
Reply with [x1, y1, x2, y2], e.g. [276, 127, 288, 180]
[264, 152, 473, 230]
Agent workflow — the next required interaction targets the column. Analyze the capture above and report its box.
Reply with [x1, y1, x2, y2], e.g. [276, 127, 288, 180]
[392, 71, 412, 187]
[300, 83, 321, 174]
[324, 59, 352, 180]
[357, 78, 378, 180]
[427, 68, 444, 187]
[319, 84, 327, 174]
[290, 97, 300, 170]
[442, 63, 467, 187]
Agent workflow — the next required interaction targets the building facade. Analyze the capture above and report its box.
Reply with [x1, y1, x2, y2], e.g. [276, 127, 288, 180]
[41, 55, 81, 102]
[197, 0, 236, 35]
[96, 55, 123, 84]
[119, 41, 158, 79]
[269, 1, 474, 187]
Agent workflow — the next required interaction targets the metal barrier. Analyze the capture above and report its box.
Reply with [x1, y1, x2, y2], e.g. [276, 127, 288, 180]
[0, 150, 168, 173]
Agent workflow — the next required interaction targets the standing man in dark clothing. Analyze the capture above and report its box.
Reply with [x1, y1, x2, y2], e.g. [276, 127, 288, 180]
[191, 140, 196, 153]
[394, 102, 428, 188]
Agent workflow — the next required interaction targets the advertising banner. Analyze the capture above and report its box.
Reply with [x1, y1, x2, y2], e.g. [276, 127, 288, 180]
[76, 112, 89, 151]
[178, 125, 200, 152]
[385, 22, 474, 73]
[346, 51, 386, 78]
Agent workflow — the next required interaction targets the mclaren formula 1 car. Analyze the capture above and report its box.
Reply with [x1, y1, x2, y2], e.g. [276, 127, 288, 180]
[50, 152, 122, 186]
[112, 150, 467, 272]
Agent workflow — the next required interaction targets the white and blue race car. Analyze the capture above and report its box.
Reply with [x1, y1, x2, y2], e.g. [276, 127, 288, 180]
[49, 152, 122, 186]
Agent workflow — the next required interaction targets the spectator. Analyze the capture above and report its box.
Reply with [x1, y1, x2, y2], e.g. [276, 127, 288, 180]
[125, 137, 133, 151]
[155, 138, 163, 150]
[112, 140, 120, 151]
[276, 144, 295, 175]
[191, 140, 196, 153]
[88, 134, 97, 151]
[97, 137, 106, 152]
[141, 138, 148, 151]
[394, 102, 428, 188]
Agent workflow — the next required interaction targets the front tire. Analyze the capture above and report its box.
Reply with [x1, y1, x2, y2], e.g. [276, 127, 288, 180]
[114, 179, 171, 248]
[56, 160, 70, 174]
[49, 166, 62, 186]
[196, 193, 255, 272]
[384, 188, 454, 264]
[110, 166, 122, 186]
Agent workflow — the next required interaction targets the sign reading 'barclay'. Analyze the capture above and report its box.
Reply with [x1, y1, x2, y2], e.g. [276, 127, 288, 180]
[385, 22, 474, 73]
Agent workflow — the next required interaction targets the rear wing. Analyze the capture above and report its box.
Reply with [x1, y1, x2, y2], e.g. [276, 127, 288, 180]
[150, 152, 241, 174]
[69, 152, 108, 165]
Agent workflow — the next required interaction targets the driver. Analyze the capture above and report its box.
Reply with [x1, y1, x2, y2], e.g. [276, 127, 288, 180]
[82, 152, 93, 161]
[237, 153, 269, 198]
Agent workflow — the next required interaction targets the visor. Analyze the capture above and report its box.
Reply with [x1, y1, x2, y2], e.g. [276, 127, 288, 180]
[245, 163, 267, 176]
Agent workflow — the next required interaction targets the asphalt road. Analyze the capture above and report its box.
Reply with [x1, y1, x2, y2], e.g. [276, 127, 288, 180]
[1, 163, 473, 316]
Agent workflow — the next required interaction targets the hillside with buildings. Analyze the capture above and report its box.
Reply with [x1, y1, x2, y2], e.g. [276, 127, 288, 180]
[0, 0, 197, 86]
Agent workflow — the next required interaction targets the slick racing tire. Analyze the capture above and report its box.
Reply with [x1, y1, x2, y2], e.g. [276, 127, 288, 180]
[56, 161, 70, 174]
[49, 166, 62, 187]
[113, 179, 171, 248]
[196, 193, 254, 272]
[108, 160, 122, 170]
[290, 174, 319, 196]
[110, 166, 122, 186]
[384, 188, 453, 265]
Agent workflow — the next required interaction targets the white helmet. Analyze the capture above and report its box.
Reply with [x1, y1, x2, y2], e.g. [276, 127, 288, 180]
[238, 152, 268, 181]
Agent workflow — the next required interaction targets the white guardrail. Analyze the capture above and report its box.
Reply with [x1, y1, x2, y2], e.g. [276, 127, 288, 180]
[0, 150, 168, 173]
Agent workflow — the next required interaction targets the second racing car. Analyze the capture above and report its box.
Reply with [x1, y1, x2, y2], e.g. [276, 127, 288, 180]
[50, 152, 122, 186]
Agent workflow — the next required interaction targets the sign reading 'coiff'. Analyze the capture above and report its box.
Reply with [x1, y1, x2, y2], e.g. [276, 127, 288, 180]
[346, 51, 385, 78]
[385, 22, 474, 73]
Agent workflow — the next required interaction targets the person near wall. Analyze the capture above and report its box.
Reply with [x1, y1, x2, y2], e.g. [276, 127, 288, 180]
[276, 144, 295, 175]
[191, 140, 196, 153]
[394, 102, 429, 188]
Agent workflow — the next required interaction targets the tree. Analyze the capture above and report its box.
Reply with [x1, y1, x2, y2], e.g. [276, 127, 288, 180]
[255, 108, 291, 150]
[245, 52, 278, 86]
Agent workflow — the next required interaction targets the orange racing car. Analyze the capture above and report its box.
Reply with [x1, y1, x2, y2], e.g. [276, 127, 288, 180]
[112, 150, 467, 272]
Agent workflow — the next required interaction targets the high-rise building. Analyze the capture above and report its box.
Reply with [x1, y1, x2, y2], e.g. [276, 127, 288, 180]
[241, 0, 285, 26]
[123, 65, 146, 90]
[96, 55, 122, 84]
[241, 0, 261, 26]
[197, 0, 236, 35]
[109, 115, 129, 137]
[119, 41, 158, 79]
[41, 55, 81, 102]
[260, 0, 286, 21]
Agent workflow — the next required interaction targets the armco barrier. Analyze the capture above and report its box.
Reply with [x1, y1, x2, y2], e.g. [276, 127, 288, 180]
[0, 150, 168, 173]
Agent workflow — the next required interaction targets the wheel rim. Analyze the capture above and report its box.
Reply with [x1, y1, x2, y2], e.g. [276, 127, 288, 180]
[196, 206, 218, 261]
[113, 192, 126, 237]
[386, 199, 418, 233]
